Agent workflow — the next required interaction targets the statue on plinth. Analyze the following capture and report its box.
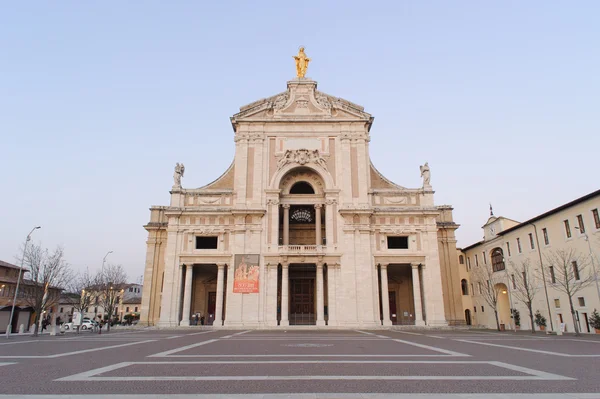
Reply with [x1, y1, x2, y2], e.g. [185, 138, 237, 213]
[420, 162, 431, 187]
[173, 163, 185, 187]
[293, 46, 311, 78]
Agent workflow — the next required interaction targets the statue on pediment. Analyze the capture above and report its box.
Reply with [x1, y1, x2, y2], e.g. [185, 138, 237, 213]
[174, 163, 185, 187]
[293, 47, 311, 78]
[420, 162, 431, 186]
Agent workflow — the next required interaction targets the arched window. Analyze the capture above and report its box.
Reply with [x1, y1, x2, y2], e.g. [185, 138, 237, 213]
[290, 181, 315, 194]
[491, 248, 505, 272]
[459, 255, 464, 265]
[461, 279, 469, 295]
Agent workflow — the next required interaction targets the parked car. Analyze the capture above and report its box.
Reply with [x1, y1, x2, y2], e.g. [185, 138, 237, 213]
[61, 322, 74, 330]
[80, 320, 96, 330]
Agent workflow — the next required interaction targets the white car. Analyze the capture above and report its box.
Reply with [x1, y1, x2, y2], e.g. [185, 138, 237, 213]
[80, 320, 96, 330]
[61, 322, 74, 330]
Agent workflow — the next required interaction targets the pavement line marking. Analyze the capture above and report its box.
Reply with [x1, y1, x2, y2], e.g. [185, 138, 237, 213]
[225, 338, 385, 341]
[456, 339, 600, 357]
[147, 339, 219, 358]
[184, 330, 218, 337]
[166, 335, 182, 339]
[354, 330, 389, 339]
[391, 338, 470, 357]
[0, 340, 42, 346]
[26, 396, 600, 399]
[220, 330, 250, 339]
[150, 354, 463, 358]
[0, 340, 156, 359]
[390, 330, 425, 336]
[56, 359, 573, 382]
[0, 362, 15, 367]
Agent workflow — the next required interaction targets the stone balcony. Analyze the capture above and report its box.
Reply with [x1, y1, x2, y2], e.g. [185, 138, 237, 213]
[278, 245, 327, 254]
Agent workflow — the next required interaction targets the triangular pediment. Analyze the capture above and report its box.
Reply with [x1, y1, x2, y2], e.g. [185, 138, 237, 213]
[231, 79, 373, 127]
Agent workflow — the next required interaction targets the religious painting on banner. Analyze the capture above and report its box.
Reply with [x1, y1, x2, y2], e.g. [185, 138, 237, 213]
[233, 254, 260, 293]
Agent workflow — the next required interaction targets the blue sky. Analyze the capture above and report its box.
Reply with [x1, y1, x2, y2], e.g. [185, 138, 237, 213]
[1, 2, 598, 280]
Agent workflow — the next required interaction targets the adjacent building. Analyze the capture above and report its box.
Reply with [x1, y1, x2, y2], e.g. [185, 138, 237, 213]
[140, 56, 465, 328]
[460, 190, 600, 333]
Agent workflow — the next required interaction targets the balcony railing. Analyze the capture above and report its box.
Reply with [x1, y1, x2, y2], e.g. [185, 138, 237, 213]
[278, 245, 326, 253]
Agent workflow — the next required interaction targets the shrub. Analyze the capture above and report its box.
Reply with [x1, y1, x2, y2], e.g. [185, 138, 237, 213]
[534, 310, 547, 328]
[589, 309, 600, 330]
[512, 309, 521, 327]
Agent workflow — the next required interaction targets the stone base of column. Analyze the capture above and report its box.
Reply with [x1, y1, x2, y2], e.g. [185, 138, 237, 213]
[316, 320, 326, 326]
[414, 320, 426, 326]
[280, 320, 289, 327]
[426, 320, 449, 327]
[382, 320, 393, 326]
[156, 321, 177, 328]
[213, 319, 222, 327]
[179, 320, 190, 327]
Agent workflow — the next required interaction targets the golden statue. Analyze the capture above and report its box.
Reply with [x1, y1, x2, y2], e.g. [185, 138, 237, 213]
[293, 46, 311, 78]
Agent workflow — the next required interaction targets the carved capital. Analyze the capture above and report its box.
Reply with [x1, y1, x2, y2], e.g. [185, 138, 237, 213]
[314, 203, 323, 209]
[267, 198, 280, 206]
[282, 204, 291, 209]
[411, 262, 422, 269]
[325, 198, 338, 206]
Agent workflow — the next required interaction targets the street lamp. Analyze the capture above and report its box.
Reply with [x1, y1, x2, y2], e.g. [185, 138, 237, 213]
[574, 226, 600, 304]
[6, 226, 41, 338]
[102, 251, 113, 273]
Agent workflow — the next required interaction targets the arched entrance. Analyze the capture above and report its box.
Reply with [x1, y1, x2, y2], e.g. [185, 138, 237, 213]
[495, 283, 512, 330]
[464, 309, 472, 326]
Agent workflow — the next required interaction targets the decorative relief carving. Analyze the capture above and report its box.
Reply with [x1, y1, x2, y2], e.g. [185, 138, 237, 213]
[296, 99, 309, 109]
[383, 197, 408, 205]
[266, 198, 280, 205]
[276, 149, 328, 170]
[198, 197, 221, 204]
[325, 198, 338, 205]
[315, 92, 332, 109]
[273, 92, 289, 110]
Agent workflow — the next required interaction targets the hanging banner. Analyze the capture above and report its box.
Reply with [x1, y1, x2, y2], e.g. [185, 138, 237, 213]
[233, 254, 260, 293]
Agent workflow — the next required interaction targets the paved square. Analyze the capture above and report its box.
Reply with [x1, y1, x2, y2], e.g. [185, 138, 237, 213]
[0, 328, 599, 398]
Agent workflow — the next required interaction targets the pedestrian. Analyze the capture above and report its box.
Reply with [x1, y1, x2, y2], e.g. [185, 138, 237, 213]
[98, 320, 104, 335]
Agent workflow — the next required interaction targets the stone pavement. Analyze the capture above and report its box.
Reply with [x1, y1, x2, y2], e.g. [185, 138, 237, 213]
[0, 328, 599, 398]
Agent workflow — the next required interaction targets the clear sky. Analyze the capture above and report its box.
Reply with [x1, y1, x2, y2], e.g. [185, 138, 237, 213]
[1, 2, 598, 280]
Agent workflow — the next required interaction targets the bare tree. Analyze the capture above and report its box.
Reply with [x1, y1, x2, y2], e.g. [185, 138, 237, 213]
[96, 263, 128, 332]
[542, 248, 595, 336]
[21, 243, 72, 337]
[509, 259, 539, 333]
[471, 264, 507, 331]
[67, 269, 96, 334]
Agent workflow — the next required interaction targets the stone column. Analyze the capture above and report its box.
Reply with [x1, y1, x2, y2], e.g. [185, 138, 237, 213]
[174, 264, 184, 325]
[315, 204, 322, 246]
[411, 262, 425, 326]
[214, 263, 226, 327]
[380, 264, 392, 326]
[316, 262, 325, 326]
[282, 205, 290, 246]
[180, 264, 194, 326]
[281, 263, 289, 326]
[326, 264, 337, 325]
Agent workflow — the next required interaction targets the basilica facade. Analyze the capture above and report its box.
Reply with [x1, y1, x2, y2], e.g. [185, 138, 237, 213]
[140, 71, 464, 328]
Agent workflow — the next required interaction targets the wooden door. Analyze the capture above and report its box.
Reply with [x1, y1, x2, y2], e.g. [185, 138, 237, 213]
[388, 291, 397, 324]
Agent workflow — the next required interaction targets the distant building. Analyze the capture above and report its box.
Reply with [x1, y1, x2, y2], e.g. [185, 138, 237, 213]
[460, 189, 600, 333]
[0, 260, 61, 333]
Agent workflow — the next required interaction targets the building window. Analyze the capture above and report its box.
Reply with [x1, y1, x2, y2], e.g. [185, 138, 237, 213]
[60, 307, 63, 313]
[549, 266, 556, 284]
[461, 279, 469, 295]
[387, 236, 409, 249]
[478, 282, 482, 294]
[474, 306, 477, 313]
[522, 271, 527, 288]
[486, 280, 490, 291]
[572, 261, 580, 280]
[481, 306, 485, 312]
[576, 214, 585, 234]
[529, 233, 535, 249]
[459, 255, 464, 265]
[542, 228, 549, 245]
[593, 209, 600, 229]
[483, 252, 487, 264]
[554, 299, 560, 308]
[470, 283, 474, 296]
[491, 248, 505, 272]
[506, 242, 511, 256]
[475, 254, 479, 267]
[564, 220, 571, 238]
[516, 238, 522, 254]
[196, 236, 218, 249]
[578, 297, 586, 307]
[126, 307, 130, 312]
[467, 257, 471, 270]
[511, 274, 516, 289]
[134, 307, 138, 312]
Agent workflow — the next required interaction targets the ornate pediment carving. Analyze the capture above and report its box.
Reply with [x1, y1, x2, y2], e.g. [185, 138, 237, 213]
[276, 149, 328, 170]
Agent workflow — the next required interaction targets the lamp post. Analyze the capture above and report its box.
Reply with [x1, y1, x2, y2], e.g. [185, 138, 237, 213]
[6, 226, 41, 338]
[574, 227, 600, 304]
[102, 251, 113, 274]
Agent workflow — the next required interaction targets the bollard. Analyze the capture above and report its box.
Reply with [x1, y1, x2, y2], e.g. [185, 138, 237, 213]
[18, 324, 25, 334]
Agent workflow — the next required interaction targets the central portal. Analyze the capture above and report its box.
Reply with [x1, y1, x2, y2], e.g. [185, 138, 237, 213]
[289, 264, 316, 325]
